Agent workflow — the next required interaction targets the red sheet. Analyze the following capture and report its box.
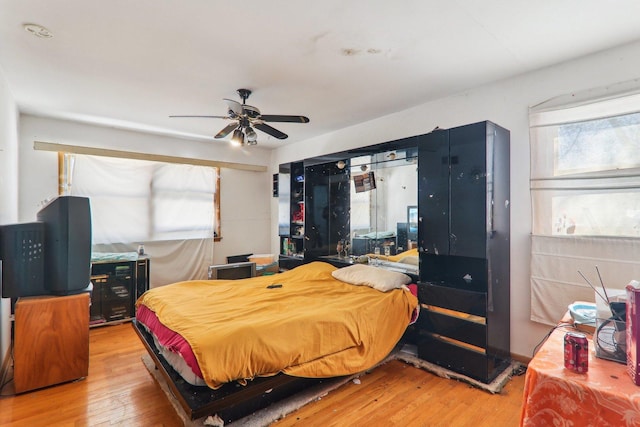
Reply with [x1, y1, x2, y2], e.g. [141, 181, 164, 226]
[137, 304, 202, 378]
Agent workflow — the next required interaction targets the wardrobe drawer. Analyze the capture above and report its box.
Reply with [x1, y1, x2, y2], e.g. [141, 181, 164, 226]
[417, 333, 508, 384]
[418, 282, 486, 317]
[415, 308, 486, 349]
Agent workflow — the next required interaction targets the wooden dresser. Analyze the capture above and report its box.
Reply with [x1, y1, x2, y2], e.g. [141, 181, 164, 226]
[14, 293, 90, 393]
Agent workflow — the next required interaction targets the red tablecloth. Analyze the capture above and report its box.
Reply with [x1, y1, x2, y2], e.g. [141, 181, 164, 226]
[520, 324, 640, 426]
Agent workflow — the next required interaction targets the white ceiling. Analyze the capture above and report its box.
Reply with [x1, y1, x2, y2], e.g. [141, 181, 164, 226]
[2, 0, 640, 148]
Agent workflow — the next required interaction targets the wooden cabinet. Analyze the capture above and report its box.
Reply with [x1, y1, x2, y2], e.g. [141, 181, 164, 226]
[14, 293, 90, 393]
[416, 121, 510, 384]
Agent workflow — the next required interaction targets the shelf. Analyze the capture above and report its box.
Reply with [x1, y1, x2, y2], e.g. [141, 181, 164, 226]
[90, 258, 149, 327]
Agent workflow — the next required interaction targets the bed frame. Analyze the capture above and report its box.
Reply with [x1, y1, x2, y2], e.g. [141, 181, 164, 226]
[133, 320, 327, 422]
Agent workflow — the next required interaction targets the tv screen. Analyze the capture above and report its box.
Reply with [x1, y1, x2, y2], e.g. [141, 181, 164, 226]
[207, 262, 256, 280]
[0, 222, 46, 298]
[37, 196, 92, 295]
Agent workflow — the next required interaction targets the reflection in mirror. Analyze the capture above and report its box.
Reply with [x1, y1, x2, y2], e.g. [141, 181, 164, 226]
[278, 164, 291, 236]
[349, 149, 418, 265]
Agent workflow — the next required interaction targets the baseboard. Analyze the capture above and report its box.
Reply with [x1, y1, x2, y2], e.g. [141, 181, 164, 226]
[511, 352, 532, 366]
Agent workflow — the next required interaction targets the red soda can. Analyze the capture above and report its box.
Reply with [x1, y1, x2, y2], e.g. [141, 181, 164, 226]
[564, 332, 589, 373]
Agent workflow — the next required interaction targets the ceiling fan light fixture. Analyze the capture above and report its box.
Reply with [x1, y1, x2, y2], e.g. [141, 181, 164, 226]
[245, 127, 257, 143]
[230, 129, 244, 146]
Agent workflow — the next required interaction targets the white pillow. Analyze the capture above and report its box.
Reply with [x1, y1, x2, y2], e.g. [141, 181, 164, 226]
[331, 264, 411, 292]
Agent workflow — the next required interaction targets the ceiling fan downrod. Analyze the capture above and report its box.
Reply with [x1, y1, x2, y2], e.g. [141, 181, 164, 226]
[237, 88, 251, 104]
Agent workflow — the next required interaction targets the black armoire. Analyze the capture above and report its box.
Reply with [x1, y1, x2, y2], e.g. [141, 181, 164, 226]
[416, 121, 510, 383]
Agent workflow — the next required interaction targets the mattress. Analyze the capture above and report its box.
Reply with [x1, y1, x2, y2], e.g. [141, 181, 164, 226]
[136, 261, 418, 389]
[136, 305, 205, 386]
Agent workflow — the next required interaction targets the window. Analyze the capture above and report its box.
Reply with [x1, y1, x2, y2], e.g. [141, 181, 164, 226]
[529, 86, 640, 325]
[61, 153, 219, 244]
[59, 153, 220, 286]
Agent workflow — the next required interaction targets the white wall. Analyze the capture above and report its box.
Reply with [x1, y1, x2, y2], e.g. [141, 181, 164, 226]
[271, 39, 640, 359]
[217, 167, 273, 263]
[0, 65, 19, 373]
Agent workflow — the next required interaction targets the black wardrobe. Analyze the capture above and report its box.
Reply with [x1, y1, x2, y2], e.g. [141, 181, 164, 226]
[415, 121, 510, 384]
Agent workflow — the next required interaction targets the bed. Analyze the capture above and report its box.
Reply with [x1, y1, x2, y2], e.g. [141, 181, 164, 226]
[134, 261, 418, 421]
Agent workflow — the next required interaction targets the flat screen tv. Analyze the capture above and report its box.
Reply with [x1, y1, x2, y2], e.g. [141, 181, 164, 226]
[207, 262, 256, 280]
[0, 222, 46, 298]
[37, 196, 92, 295]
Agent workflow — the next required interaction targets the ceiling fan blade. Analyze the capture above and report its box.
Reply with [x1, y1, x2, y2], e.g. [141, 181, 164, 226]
[169, 115, 229, 119]
[215, 122, 239, 139]
[223, 99, 243, 116]
[254, 123, 288, 140]
[243, 104, 261, 119]
[260, 114, 309, 123]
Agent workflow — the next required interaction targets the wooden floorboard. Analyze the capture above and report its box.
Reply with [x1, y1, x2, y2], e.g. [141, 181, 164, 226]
[0, 322, 525, 426]
[272, 360, 525, 427]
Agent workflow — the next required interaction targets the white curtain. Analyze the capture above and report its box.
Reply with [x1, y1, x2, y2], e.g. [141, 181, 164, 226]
[65, 154, 216, 287]
[531, 235, 640, 325]
[529, 82, 640, 325]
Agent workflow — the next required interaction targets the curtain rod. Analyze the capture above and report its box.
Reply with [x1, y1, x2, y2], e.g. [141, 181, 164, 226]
[34, 141, 267, 172]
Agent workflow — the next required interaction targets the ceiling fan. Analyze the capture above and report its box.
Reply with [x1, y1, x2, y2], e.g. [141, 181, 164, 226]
[170, 88, 309, 146]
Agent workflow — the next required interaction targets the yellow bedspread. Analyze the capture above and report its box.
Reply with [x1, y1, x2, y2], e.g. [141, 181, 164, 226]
[137, 261, 417, 389]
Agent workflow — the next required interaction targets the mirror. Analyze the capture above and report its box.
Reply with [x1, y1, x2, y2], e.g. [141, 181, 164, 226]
[349, 148, 418, 263]
[278, 135, 420, 272]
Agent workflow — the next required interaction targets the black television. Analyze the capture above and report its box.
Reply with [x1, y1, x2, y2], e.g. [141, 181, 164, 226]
[37, 196, 92, 295]
[0, 222, 46, 298]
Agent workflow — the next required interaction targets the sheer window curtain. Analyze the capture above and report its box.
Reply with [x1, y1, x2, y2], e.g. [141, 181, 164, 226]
[63, 154, 215, 287]
[529, 83, 640, 325]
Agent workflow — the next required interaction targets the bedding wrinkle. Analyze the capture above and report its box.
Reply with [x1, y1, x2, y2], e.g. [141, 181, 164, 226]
[137, 262, 417, 389]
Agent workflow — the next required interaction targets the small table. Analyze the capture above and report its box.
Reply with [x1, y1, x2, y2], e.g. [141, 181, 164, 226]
[520, 323, 640, 426]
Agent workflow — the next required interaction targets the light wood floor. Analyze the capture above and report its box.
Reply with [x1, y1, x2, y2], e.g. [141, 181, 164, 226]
[0, 323, 526, 426]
